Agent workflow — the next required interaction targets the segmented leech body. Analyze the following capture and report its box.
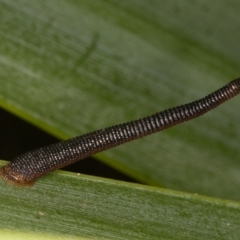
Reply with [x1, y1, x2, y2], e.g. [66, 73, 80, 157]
[0, 79, 240, 185]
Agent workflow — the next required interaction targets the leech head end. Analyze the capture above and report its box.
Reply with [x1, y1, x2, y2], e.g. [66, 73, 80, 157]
[0, 164, 35, 186]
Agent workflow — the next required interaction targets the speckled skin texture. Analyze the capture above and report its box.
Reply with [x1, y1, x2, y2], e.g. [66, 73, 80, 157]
[1, 79, 240, 185]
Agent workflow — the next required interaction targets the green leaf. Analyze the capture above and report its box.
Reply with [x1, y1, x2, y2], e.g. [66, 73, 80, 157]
[1, 2, 240, 238]
[0, 160, 240, 240]
[0, 0, 240, 203]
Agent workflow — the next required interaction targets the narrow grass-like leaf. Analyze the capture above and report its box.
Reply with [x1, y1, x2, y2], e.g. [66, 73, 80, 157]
[0, 160, 240, 240]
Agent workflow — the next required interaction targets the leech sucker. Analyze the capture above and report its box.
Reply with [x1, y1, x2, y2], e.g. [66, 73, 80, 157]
[0, 78, 240, 185]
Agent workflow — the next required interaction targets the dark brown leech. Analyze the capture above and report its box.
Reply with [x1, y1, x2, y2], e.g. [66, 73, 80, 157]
[0, 79, 240, 185]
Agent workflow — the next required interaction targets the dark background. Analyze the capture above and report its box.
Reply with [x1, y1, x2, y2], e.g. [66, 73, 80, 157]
[0, 107, 137, 183]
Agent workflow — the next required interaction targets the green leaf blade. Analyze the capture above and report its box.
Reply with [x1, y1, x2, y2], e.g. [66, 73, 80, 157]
[1, 0, 240, 200]
[0, 161, 240, 240]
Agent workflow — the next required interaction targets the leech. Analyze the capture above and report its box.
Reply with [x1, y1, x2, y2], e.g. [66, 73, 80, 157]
[0, 79, 240, 186]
